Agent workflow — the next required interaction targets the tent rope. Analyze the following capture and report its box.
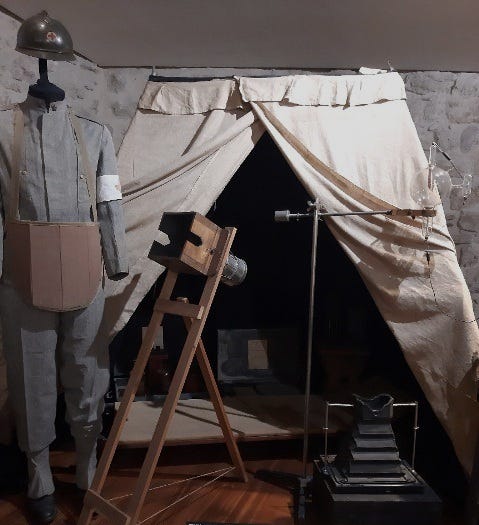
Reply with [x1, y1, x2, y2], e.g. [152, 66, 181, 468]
[137, 466, 235, 524]
[108, 465, 234, 503]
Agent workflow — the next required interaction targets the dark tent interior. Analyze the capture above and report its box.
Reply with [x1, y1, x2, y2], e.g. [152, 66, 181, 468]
[108, 132, 466, 502]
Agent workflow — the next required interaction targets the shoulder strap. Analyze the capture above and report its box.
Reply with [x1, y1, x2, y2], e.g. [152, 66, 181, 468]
[8, 107, 23, 221]
[68, 108, 98, 222]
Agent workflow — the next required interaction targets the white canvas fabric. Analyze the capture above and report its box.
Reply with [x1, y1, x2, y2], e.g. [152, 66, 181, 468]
[103, 72, 479, 473]
[139, 79, 243, 114]
[238, 72, 406, 107]
[103, 103, 264, 338]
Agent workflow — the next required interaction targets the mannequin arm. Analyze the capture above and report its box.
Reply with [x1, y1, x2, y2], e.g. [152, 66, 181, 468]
[96, 125, 129, 281]
[98, 200, 128, 280]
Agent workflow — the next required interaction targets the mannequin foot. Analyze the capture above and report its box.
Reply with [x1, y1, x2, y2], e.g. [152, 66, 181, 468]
[27, 493, 57, 523]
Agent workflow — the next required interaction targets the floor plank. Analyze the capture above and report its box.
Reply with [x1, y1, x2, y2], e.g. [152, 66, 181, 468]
[0, 442, 465, 525]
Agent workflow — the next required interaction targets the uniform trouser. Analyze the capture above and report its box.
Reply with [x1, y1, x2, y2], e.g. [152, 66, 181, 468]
[0, 281, 109, 498]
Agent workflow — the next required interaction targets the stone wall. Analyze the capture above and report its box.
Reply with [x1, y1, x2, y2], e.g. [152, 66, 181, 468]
[404, 72, 479, 309]
[0, 10, 104, 121]
[1, 9, 479, 312]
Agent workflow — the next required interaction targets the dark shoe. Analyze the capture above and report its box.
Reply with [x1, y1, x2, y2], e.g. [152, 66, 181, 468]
[27, 493, 57, 524]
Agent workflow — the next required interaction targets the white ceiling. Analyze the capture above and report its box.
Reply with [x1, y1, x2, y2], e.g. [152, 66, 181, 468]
[2, 1, 479, 71]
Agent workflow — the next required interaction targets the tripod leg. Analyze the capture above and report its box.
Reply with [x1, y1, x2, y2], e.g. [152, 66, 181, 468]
[124, 315, 211, 523]
[178, 298, 247, 482]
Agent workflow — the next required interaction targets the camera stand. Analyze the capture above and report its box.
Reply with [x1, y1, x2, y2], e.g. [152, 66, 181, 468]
[79, 219, 247, 525]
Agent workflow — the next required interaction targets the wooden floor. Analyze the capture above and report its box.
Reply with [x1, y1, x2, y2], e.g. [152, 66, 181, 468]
[0, 441, 465, 525]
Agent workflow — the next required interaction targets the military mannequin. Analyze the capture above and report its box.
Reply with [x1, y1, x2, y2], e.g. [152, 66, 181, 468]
[0, 12, 128, 523]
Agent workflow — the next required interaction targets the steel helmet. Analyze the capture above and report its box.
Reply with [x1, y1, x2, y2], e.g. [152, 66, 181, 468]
[16, 11, 75, 61]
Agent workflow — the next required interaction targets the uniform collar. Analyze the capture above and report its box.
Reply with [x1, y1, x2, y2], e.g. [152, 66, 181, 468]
[20, 94, 68, 115]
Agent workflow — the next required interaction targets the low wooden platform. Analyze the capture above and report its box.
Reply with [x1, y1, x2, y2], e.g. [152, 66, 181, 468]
[116, 395, 350, 447]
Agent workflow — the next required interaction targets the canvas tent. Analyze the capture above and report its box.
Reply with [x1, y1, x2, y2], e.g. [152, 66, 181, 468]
[101, 71, 479, 473]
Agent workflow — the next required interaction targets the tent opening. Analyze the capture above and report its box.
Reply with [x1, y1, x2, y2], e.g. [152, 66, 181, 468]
[108, 131, 466, 500]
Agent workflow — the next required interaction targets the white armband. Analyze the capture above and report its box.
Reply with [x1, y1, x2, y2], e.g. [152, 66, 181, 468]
[97, 174, 122, 203]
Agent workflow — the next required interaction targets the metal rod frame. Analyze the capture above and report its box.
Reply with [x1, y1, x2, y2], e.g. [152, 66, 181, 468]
[277, 201, 423, 490]
[286, 209, 395, 221]
[290, 202, 408, 481]
[323, 401, 419, 471]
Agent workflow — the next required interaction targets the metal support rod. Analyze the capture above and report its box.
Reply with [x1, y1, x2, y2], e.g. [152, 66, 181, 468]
[323, 403, 354, 462]
[275, 206, 435, 225]
[301, 203, 319, 479]
[282, 209, 394, 221]
[391, 402, 419, 470]
[412, 402, 419, 471]
[323, 402, 329, 460]
[283, 212, 314, 220]
[319, 209, 393, 218]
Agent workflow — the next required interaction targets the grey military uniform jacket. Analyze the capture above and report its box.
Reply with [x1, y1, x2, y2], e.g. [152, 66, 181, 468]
[0, 95, 128, 280]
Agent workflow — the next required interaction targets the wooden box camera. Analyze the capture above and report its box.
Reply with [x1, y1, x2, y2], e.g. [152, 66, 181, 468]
[148, 212, 223, 276]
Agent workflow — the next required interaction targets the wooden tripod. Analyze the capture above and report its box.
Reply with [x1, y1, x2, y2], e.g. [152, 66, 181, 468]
[78, 226, 247, 525]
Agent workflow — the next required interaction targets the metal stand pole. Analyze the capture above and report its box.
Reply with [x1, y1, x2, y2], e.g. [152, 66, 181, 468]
[295, 203, 320, 520]
[302, 203, 319, 478]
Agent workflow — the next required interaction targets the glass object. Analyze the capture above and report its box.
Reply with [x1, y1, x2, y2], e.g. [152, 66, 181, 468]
[432, 166, 452, 198]
[450, 171, 472, 200]
[429, 141, 473, 201]
[411, 165, 441, 208]
[411, 164, 441, 241]
[413, 142, 475, 239]
[412, 165, 472, 208]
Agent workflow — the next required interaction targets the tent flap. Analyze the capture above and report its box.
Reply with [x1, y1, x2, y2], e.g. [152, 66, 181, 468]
[104, 105, 263, 336]
[246, 94, 479, 474]
[239, 72, 407, 106]
[138, 72, 407, 116]
[139, 79, 243, 114]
